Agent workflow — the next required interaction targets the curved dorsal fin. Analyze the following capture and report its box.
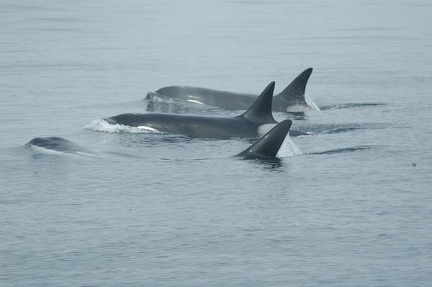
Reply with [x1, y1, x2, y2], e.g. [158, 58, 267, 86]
[237, 120, 292, 158]
[276, 68, 313, 106]
[239, 81, 276, 124]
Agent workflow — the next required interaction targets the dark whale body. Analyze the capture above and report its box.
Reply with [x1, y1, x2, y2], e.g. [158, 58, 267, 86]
[25, 137, 89, 154]
[237, 119, 292, 159]
[106, 82, 307, 139]
[25, 123, 292, 160]
[147, 68, 315, 113]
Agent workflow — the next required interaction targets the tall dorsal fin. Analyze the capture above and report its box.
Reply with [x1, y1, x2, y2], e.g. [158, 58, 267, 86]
[276, 68, 313, 106]
[237, 120, 292, 159]
[239, 81, 276, 124]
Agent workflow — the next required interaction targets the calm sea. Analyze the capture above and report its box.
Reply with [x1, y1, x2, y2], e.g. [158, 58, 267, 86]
[1, 0, 431, 286]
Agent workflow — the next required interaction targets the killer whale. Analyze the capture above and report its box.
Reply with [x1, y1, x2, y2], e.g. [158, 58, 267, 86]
[237, 119, 292, 159]
[105, 82, 307, 139]
[147, 68, 317, 113]
[24, 123, 292, 160]
[25, 137, 91, 155]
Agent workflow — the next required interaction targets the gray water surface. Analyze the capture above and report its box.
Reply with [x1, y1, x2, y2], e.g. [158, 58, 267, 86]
[1, 1, 431, 286]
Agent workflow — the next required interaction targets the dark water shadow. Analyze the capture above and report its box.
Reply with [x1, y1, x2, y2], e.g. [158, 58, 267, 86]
[281, 112, 306, 121]
[296, 122, 390, 135]
[237, 157, 283, 168]
[320, 102, 387, 110]
[305, 145, 374, 155]
[188, 155, 285, 170]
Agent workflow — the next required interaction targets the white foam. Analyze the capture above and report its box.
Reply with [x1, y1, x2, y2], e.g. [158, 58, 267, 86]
[305, 93, 320, 111]
[276, 135, 303, 157]
[148, 93, 175, 103]
[84, 119, 162, 134]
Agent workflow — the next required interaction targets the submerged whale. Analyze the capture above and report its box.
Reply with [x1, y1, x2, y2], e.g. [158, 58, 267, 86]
[147, 68, 316, 113]
[25, 137, 91, 155]
[105, 82, 307, 139]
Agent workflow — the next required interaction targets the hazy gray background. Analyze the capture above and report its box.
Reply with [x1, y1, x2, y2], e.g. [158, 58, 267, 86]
[1, 1, 431, 286]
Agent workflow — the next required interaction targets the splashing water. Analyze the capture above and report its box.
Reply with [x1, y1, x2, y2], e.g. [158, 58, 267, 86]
[147, 92, 177, 103]
[84, 119, 163, 134]
[276, 135, 303, 157]
[305, 93, 320, 111]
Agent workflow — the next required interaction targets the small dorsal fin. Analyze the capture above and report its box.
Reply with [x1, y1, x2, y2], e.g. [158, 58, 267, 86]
[276, 68, 313, 106]
[237, 120, 292, 159]
[239, 81, 276, 124]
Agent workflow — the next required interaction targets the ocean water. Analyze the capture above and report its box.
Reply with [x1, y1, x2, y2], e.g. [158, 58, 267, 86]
[1, 0, 432, 286]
